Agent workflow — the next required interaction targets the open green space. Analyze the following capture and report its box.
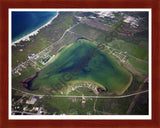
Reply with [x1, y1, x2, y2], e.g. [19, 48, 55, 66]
[95, 95, 134, 115]
[40, 96, 95, 115]
[108, 39, 148, 60]
[72, 23, 109, 44]
[31, 39, 132, 95]
[128, 57, 148, 73]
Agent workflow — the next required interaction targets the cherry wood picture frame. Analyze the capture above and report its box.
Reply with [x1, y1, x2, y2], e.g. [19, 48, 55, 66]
[0, 0, 160, 128]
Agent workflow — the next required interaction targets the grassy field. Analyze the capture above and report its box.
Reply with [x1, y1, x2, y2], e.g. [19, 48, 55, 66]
[95, 96, 134, 115]
[31, 39, 132, 95]
[128, 57, 148, 74]
[40, 96, 95, 115]
[108, 39, 148, 60]
[131, 47, 148, 60]
[72, 23, 109, 44]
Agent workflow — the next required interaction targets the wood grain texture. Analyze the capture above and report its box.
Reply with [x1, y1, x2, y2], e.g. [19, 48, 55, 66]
[0, 0, 160, 128]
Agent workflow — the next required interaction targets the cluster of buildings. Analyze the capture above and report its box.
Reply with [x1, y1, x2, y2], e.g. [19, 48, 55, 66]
[123, 16, 139, 28]
[12, 51, 55, 76]
[12, 53, 39, 76]
[96, 11, 115, 18]
[26, 96, 39, 104]
[12, 62, 26, 75]
[105, 44, 127, 63]
[112, 51, 127, 63]
[40, 54, 55, 65]
[12, 95, 46, 115]
[28, 53, 39, 60]
[65, 82, 99, 95]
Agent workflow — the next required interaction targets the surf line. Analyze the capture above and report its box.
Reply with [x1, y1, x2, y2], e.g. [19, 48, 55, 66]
[54, 43, 105, 89]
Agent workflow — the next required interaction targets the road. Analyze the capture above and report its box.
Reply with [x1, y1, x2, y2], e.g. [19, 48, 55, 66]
[12, 88, 148, 99]
[12, 110, 35, 115]
[51, 90, 148, 99]
[12, 88, 44, 97]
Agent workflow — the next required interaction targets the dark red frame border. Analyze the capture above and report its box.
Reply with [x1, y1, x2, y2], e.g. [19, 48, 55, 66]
[0, 0, 160, 128]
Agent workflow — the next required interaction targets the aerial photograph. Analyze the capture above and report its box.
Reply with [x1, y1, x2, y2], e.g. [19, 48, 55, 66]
[10, 9, 150, 117]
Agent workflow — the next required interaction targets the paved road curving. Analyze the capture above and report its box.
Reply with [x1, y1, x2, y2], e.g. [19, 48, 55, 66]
[12, 88, 148, 99]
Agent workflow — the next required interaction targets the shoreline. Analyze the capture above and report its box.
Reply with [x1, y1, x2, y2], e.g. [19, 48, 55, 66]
[12, 12, 59, 46]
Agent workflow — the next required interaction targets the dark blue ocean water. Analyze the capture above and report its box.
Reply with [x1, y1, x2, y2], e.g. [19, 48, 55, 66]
[12, 11, 57, 42]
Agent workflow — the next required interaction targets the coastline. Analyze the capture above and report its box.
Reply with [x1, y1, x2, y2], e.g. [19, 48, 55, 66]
[12, 12, 59, 46]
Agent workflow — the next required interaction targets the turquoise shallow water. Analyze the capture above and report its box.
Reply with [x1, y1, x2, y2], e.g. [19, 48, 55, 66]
[12, 11, 57, 42]
[32, 39, 131, 94]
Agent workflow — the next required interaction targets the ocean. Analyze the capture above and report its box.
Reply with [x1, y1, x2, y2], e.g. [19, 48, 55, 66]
[12, 11, 57, 42]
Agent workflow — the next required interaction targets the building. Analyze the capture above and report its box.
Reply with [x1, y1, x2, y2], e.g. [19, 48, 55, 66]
[26, 96, 39, 104]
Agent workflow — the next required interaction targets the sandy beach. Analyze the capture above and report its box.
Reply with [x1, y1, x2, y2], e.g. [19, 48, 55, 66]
[12, 12, 59, 46]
